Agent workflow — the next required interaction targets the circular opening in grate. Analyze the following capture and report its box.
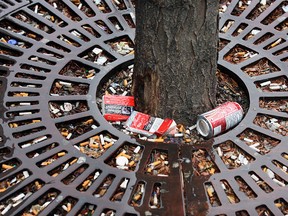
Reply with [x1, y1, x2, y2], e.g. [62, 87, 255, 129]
[96, 62, 250, 143]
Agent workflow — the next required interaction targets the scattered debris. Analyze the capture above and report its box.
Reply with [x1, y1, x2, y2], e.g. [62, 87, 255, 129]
[145, 150, 170, 177]
[1, 0, 287, 215]
[191, 149, 219, 176]
[205, 182, 221, 207]
[74, 132, 117, 159]
[224, 45, 258, 64]
[256, 76, 288, 92]
[106, 143, 143, 171]
[197, 102, 243, 138]
[125, 111, 177, 137]
[238, 129, 280, 155]
[220, 180, 240, 203]
[149, 183, 162, 209]
[130, 182, 145, 207]
[93, 175, 115, 198]
[215, 141, 254, 169]
[102, 95, 135, 121]
[0, 181, 44, 215]
[253, 115, 288, 136]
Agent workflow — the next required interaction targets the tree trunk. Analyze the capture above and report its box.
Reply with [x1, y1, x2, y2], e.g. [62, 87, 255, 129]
[133, 0, 218, 125]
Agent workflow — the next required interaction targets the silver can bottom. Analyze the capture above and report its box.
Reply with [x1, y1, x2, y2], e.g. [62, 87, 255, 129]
[196, 116, 213, 138]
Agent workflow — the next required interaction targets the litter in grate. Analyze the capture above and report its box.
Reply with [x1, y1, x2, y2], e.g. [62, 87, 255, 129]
[220, 180, 240, 204]
[19, 135, 50, 149]
[274, 198, 288, 215]
[93, 174, 115, 198]
[205, 182, 222, 207]
[235, 176, 257, 199]
[249, 171, 273, 193]
[224, 45, 258, 64]
[76, 203, 97, 215]
[149, 183, 162, 209]
[49, 101, 89, 118]
[105, 143, 142, 171]
[110, 178, 129, 202]
[77, 169, 102, 192]
[0, 169, 31, 193]
[129, 181, 145, 207]
[145, 149, 170, 177]
[191, 149, 219, 176]
[0, 0, 288, 215]
[238, 129, 280, 155]
[0, 180, 45, 215]
[20, 189, 60, 216]
[0, 19, 43, 41]
[214, 140, 254, 169]
[255, 205, 273, 216]
[48, 157, 80, 177]
[253, 114, 288, 136]
[74, 132, 117, 159]
[49, 196, 78, 215]
[26, 142, 58, 158]
[241, 58, 280, 77]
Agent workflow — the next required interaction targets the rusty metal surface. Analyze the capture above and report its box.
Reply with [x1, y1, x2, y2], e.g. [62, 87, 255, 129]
[0, 0, 184, 215]
[0, 0, 287, 215]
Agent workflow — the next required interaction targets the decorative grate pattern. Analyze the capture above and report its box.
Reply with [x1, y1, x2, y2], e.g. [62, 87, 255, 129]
[0, 0, 287, 215]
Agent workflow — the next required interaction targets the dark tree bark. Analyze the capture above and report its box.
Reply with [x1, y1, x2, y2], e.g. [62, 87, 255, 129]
[133, 0, 218, 125]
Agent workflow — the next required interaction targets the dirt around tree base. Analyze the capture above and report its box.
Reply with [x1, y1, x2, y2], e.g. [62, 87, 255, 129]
[96, 65, 249, 145]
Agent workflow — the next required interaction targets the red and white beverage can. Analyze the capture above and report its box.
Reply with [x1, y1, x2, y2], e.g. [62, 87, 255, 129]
[196, 102, 244, 138]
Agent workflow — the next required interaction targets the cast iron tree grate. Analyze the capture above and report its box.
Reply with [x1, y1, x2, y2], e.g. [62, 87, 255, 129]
[0, 0, 287, 215]
[0, 0, 30, 19]
[186, 1, 288, 215]
[0, 1, 184, 215]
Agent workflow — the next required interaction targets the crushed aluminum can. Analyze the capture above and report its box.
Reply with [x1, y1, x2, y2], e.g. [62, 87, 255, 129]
[197, 102, 244, 138]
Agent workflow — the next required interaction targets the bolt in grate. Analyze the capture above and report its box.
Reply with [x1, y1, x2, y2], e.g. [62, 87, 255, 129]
[0, 0, 287, 215]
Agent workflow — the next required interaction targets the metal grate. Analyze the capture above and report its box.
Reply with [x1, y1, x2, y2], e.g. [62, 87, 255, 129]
[0, 0, 287, 215]
[188, 1, 288, 215]
[0, 0, 30, 19]
[0, 0, 184, 215]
